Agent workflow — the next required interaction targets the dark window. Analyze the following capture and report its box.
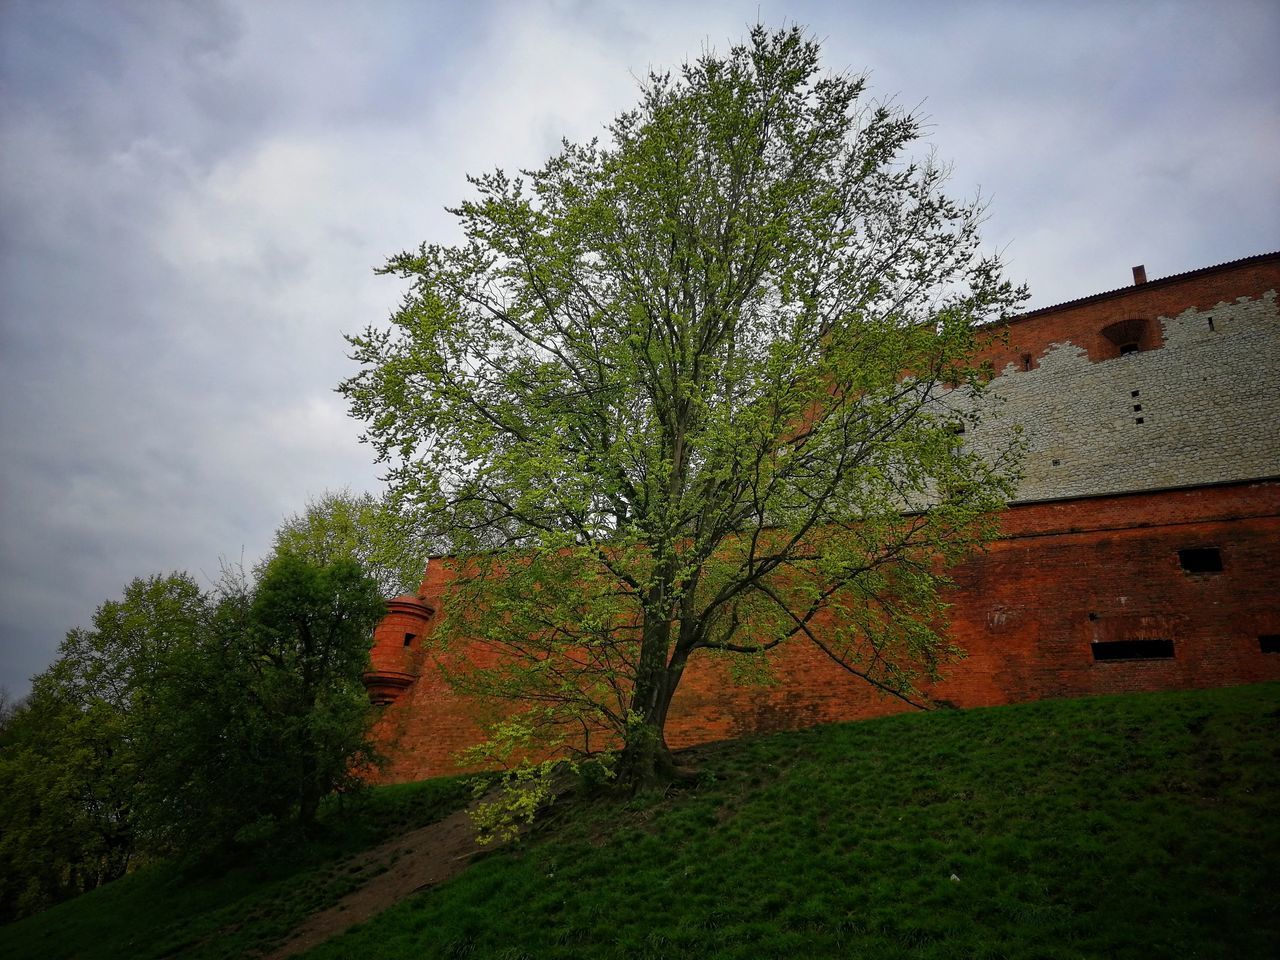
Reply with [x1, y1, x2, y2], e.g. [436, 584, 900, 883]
[1021, 353, 1033, 371]
[1131, 389, 1140, 398]
[403, 632, 416, 647]
[1135, 417, 1144, 424]
[1133, 404, 1142, 412]
[1208, 317, 1215, 332]
[1178, 548, 1223, 573]
[1260, 635, 1280, 654]
[1092, 639, 1175, 661]
[1101, 319, 1150, 359]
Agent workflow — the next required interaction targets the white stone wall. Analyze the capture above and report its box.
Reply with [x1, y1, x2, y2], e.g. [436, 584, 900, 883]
[958, 291, 1280, 502]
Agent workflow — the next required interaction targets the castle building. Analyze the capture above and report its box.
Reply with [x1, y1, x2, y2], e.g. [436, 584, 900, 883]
[364, 252, 1280, 784]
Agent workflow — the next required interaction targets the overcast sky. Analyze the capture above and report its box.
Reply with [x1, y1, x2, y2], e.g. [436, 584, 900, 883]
[2, 0, 1277, 696]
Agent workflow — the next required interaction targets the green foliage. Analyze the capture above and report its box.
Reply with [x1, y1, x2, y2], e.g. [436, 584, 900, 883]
[342, 26, 1026, 781]
[0, 574, 207, 920]
[0, 557, 386, 921]
[132, 555, 387, 849]
[269, 488, 427, 599]
[467, 761, 560, 845]
[245, 553, 388, 825]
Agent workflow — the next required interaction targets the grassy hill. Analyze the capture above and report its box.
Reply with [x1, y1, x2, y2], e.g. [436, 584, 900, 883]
[4, 683, 1278, 959]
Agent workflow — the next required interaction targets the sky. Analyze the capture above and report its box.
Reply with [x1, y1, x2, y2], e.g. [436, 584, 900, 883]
[2, 0, 1277, 697]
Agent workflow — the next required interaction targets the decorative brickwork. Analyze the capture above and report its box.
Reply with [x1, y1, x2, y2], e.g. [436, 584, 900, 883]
[365, 253, 1280, 784]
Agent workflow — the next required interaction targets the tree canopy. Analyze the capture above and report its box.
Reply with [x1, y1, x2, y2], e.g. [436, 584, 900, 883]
[268, 488, 426, 599]
[342, 26, 1024, 786]
[0, 553, 386, 919]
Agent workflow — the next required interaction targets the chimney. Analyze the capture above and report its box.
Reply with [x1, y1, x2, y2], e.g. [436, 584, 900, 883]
[1132, 264, 1147, 285]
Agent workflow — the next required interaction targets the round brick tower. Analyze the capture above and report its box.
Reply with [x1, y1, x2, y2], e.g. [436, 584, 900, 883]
[363, 593, 434, 705]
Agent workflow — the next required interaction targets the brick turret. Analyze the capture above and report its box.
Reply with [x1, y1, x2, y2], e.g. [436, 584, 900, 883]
[363, 593, 434, 705]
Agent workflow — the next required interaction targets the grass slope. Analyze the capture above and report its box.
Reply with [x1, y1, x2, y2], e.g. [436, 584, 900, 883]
[4, 683, 1279, 959]
[0, 776, 476, 960]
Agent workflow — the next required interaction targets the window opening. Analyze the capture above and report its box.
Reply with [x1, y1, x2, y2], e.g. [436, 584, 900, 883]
[1021, 353, 1033, 371]
[1260, 635, 1280, 654]
[1131, 389, 1140, 398]
[1208, 317, 1215, 332]
[1178, 548, 1222, 573]
[1101, 319, 1150, 359]
[1135, 417, 1144, 424]
[403, 632, 416, 648]
[1091, 639, 1175, 661]
[1133, 404, 1142, 412]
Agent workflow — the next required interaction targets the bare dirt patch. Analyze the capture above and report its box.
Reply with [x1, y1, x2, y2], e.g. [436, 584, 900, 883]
[260, 804, 488, 959]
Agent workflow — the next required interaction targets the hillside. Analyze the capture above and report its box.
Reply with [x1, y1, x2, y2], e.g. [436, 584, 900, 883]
[3, 683, 1278, 959]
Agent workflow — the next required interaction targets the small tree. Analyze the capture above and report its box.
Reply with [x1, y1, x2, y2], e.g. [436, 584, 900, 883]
[0, 554, 388, 916]
[342, 26, 1024, 786]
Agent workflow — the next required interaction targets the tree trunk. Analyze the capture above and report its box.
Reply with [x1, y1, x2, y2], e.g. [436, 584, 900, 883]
[298, 792, 320, 829]
[297, 745, 320, 828]
[618, 614, 690, 788]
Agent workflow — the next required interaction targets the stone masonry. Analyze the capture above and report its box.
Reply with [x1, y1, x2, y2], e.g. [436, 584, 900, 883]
[964, 290, 1280, 501]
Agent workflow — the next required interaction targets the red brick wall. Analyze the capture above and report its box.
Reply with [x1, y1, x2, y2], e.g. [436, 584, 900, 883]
[366, 480, 1280, 783]
[974, 254, 1280, 371]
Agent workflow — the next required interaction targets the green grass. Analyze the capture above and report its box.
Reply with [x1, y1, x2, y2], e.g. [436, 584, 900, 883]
[4, 684, 1279, 959]
[0, 775, 477, 960]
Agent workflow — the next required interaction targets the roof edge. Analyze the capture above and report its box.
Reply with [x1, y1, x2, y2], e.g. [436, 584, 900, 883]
[1008, 250, 1280, 323]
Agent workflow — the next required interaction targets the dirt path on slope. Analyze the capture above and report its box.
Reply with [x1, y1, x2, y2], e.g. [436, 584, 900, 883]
[261, 805, 489, 959]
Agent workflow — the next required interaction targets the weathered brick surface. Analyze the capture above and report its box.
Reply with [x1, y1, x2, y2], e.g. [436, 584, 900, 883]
[365, 254, 1280, 784]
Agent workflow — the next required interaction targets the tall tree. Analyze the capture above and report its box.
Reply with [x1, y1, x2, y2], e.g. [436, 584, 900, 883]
[342, 26, 1024, 785]
[133, 555, 387, 845]
[245, 553, 387, 826]
[0, 574, 206, 918]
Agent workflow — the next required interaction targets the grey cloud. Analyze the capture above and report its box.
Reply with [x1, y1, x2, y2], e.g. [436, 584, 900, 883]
[2, 0, 1277, 695]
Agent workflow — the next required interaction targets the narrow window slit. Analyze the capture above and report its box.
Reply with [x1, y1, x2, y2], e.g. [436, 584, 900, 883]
[1178, 548, 1222, 573]
[1091, 639, 1174, 661]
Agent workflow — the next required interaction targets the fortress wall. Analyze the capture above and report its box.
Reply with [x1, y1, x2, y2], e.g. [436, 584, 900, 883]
[364, 255, 1280, 784]
[962, 289, 1280, 501]
[370, 481, 1280, 783]
[973, 255, 1280, 371]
